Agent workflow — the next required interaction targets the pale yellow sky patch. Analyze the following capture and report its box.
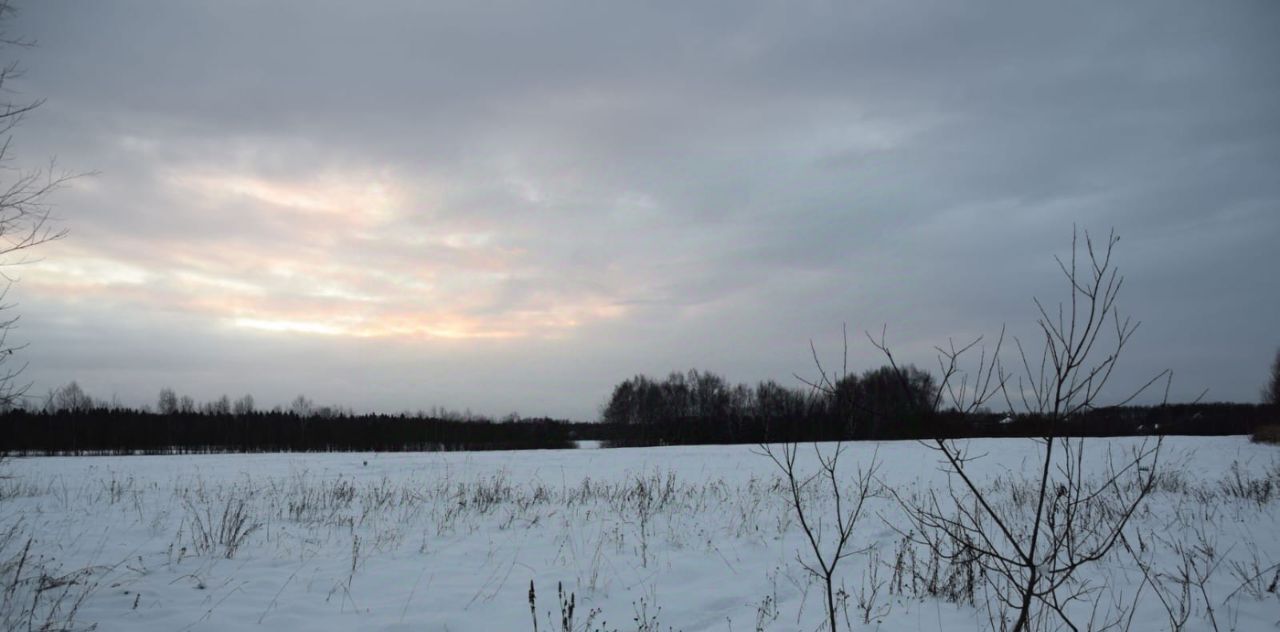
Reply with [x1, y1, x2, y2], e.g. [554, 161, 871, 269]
[23, 164, 631, 343]
[170, 169, 406, 228]
[232, 317, 346, 336]
[30, 256, 153, 287]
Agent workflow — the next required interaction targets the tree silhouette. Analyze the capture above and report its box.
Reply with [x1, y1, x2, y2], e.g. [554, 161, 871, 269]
[1264, 348, 1280, 406]
[157, 388, 178, 414]
[0, 1, 80, 407]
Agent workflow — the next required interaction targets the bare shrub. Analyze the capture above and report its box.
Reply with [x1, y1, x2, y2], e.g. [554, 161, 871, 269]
[1219, 461, 1275, 506]
[527, 581, 606, 632]
[1, 522, 96, 632]
[877, 229, 1168, 631]
[756, 438, 878, 632]
[183, 494, 262, 559]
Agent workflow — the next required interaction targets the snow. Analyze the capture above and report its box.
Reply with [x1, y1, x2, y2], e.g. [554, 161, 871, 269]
[1, 436, 1276, 631]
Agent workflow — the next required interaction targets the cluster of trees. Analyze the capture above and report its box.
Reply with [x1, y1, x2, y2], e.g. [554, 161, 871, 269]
[599, 366, 1275, 447]
[600, 367, 939, 445]
[157, 388, 252, 417]
[30, 382, 357, 418]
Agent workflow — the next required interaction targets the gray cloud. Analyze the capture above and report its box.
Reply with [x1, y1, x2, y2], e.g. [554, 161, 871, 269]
[5, 0, 1279, 418]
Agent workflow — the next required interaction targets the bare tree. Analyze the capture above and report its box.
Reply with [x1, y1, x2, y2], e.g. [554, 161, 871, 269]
[233, 394, 255, 416]
[290, 394, 314, 417]
[205, 394, 232, 416]
[758, 326, 880, 632]
[0, 1, 78, 407]
[44, 380, 92, 413]
[876, 229, 1170, 631]
[757, 439, 877, 632]
[1263, 348, 1280, 406]
[157, 387, 179, 414]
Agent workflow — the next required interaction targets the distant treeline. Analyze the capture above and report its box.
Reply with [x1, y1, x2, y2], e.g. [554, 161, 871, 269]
[594, 403, 1274, 447]
[1, 382, 580, 455]
[1, 376, 1274, 455]
[0, 409, 581, 455]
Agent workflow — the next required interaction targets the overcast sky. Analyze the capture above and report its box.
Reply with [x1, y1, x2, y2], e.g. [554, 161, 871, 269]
[5, 1, 1278, 419]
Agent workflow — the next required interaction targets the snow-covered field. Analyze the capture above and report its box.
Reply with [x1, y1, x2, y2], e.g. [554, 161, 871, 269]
[2, 436, 1277, 631]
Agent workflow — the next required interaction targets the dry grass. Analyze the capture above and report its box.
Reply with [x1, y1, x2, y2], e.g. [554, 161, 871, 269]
[1252, 424, 1280, 445]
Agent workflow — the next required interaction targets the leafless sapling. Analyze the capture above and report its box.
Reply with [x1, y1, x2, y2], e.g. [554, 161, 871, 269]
[757, 326, 880, 632]
[877, 229, 1171, 631]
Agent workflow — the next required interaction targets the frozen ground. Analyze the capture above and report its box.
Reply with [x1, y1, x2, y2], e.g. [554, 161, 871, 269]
[1, 436, 1277, 631]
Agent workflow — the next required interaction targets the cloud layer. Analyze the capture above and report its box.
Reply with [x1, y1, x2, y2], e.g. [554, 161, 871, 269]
[7, 0, 1279, 417]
